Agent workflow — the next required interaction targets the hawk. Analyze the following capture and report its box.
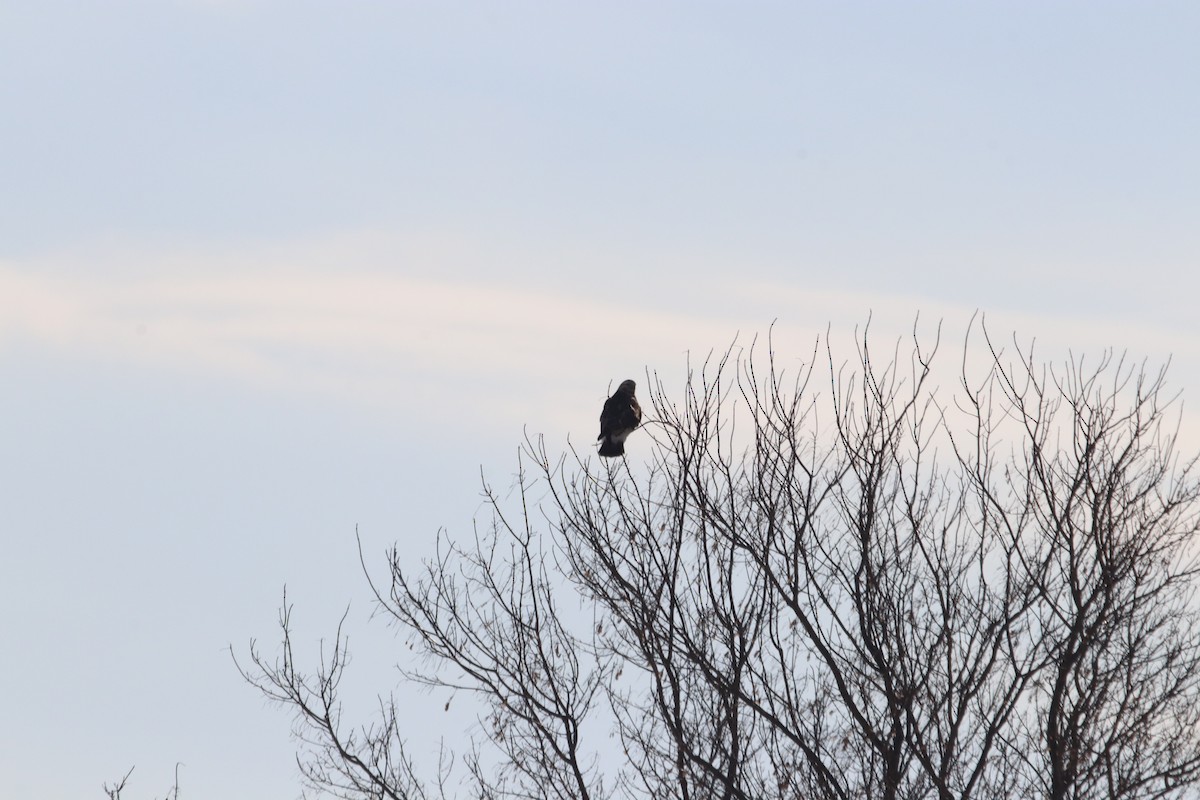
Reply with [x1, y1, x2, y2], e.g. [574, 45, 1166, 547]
[598, 379, 642, 457]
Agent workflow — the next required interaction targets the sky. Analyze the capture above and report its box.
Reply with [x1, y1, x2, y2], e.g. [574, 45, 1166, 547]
[2, 2, 1199, 798]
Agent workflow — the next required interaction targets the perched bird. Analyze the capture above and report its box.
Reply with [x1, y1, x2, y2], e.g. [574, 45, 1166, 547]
[598, 379, 642, 457]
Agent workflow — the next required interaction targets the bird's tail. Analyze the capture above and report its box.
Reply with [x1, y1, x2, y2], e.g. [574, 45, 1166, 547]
[598, 438, 625, 457]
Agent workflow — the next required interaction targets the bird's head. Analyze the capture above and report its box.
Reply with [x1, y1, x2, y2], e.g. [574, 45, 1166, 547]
[618, 379, 637, 394]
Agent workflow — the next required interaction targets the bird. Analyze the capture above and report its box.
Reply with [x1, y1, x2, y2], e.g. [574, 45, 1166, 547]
[598, 379, 642, 457]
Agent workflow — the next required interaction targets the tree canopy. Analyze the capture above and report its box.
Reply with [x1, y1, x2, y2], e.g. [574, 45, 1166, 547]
[240, 323, 1200, 800]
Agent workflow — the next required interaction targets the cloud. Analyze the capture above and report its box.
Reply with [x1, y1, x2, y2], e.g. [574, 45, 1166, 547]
[3, 235, 1198, 450]
[0, 248, 739, 436]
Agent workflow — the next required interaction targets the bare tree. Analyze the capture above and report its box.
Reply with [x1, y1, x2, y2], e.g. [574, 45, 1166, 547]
[238, 322, 1200, 800]
[103, 765, 182, 800]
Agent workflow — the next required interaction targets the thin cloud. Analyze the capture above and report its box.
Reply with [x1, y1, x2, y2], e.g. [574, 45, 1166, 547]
[3, 245, 1197, 448]
[0, 260, 737, 434]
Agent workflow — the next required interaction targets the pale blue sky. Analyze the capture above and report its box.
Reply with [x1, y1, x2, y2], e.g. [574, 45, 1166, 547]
[2, 3, 1199, 798]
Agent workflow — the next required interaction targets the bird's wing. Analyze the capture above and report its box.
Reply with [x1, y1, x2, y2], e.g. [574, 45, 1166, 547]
[599, 394, 621, 436]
